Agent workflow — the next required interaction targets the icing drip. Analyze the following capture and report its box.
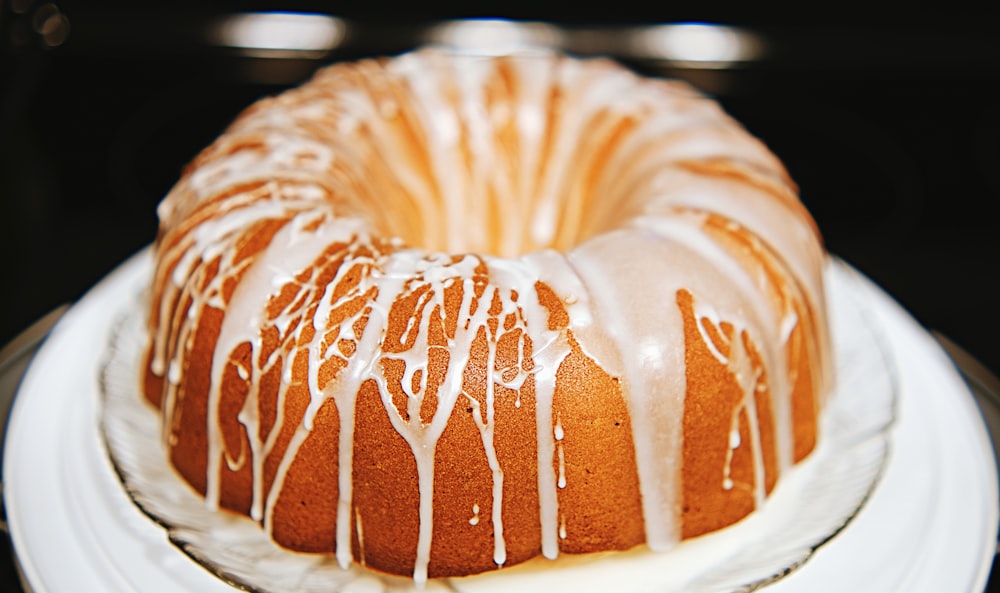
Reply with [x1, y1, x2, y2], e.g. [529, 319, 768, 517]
[462, 324, 508, 567]
[698, 306, 768, 505]
[554, 413, 566, 490]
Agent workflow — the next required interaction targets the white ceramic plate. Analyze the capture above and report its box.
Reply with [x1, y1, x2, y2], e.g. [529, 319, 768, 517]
[97, 254, 893, 593]
[3, 249, 997, 593]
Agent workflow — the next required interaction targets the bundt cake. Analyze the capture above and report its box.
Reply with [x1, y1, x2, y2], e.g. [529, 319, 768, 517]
[141, 48, 832, 584]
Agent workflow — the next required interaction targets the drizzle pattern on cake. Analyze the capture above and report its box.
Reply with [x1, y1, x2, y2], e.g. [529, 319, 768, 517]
[142, 49, 832, 583]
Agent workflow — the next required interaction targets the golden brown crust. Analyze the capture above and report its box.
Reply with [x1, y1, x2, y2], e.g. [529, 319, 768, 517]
[554, 338, 645, 553]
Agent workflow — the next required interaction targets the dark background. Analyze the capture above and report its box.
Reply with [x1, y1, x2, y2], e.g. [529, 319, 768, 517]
[2, 1, 999, 591]
[4, 3, 1000, 376]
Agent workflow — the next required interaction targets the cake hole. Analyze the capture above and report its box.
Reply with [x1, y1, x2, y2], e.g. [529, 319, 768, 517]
[370, 150, 631, 258]
[354, 56, 645, 258]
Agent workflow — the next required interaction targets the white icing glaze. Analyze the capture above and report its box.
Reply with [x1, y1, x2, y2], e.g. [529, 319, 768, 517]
[144, 48, 832, 585]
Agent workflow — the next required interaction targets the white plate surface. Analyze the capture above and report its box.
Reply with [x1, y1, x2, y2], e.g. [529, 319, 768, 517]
[3, 249, 997, 593]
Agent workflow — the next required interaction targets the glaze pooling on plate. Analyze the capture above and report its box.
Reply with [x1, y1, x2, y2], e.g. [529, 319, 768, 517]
[100, 258, 894, 593]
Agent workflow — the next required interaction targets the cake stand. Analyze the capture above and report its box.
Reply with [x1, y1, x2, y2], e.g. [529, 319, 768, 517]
[1, 249, 997, 593]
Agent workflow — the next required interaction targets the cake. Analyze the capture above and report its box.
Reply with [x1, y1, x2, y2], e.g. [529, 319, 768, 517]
[141, 48, 832, 584]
